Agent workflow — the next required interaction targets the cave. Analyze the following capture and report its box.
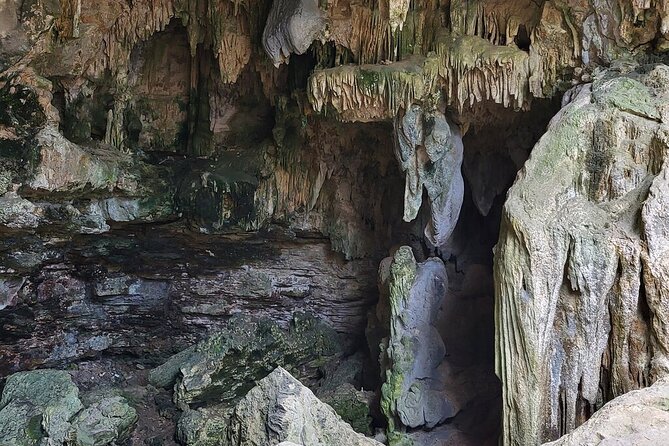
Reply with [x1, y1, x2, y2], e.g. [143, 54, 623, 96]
[3, 0, 669, 445]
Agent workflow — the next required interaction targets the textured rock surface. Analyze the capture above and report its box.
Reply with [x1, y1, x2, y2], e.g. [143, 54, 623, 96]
[69, 397, 138, 446]
[543, 378, 669, 446]
[495, 64, 669, 445]
[226, 367, 382, 446]
[375, 247, 454, 435]
[262, 0, 325, 66]
[0, 369, 137, 446]
[150, 313, 342, 408]
[0, 370, 83, 445]
[0, 227, 376, 376]
[395, 106, 464, 247]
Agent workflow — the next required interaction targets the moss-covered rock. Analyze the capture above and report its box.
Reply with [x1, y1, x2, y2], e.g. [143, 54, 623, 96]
[0, 369, 83, 445]
[149, 312, 343, 408]
[68, 396, 138, 446]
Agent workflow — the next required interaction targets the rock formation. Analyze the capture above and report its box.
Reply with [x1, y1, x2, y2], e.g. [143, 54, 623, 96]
[226, 367, 382, 446]
[495, 64, 669, 445]
[544, 377, 669, 446]
[0, 369, 136, 446]
[3, 0, 669, 445]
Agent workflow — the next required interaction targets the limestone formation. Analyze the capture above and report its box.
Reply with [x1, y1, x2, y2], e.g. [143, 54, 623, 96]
[543, 378, 669, 446]
[68, 397, 138, 446]
[262, 0, 326, 66]
[226, 367, 382, 446]
[495, 64, 669, 445]
[0, 369, 137, 446]
[5, 0, 669, 445]
[395, 106, 464, 248]
[0, 370, 83, 445]
[375, 247, 455, 439]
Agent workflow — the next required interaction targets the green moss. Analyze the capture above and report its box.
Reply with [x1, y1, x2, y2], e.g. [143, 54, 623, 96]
[357, 69, 381, 91]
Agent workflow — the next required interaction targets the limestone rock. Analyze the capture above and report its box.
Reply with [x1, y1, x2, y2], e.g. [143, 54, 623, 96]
[226, 367, 382, 446]
[394, 106, 464, 248]
[495, 64, 669, 445]
[0, 369, 83, 445]
[314, 353, 373, 434]
[543, 378, 669, 446]
[0, 192, 42, 229]
[176, 406, 231, 446]
[262, 0, 325, 66]
[68, 396, 138, 446]
[376, 247, 455, 436]
[149, 313, 342, 408]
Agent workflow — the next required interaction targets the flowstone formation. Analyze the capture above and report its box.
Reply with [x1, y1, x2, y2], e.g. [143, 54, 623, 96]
[495, 64, 669, 445]
[376, 247, 452, 435]
[395, 106, 464, 248]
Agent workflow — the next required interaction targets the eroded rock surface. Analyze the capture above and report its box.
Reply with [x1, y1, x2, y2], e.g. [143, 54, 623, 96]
[395, 106, 464, 247]
[543, 378, 669, 446]
[373, 247, 453, 437]
[226, 367, 382, 446]
[150, 313, 342, 408]
[0, 369, 136, 446]
[495, 64, 669, 445]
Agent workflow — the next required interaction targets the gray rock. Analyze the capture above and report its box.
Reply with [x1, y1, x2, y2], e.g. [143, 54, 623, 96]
[0, 192, 42, 228]
[149, 313, 342, 409]
[543, 378, 669, 446]
[376, 247, 456, 436]
[0, 369, 83, 445]
[68, 396, 138, 446]
[495, 64, 669, 445]
[394, 106, 464, 248]
[226, 367, 382, 446]
[262, 0, 325, 66]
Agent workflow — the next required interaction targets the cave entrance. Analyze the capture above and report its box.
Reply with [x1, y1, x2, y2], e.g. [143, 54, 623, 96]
[406, 98, 562, 444]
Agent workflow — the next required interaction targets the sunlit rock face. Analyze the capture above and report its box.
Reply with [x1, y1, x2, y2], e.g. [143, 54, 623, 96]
[495, 64, 669, 445]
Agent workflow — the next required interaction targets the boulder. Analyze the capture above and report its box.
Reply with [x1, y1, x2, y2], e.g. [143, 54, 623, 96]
[0, 369, 82, 445]
[68, 396, 138, 446]
[149, 313, 342, 408]
[543, 378, 669, 446]
[226, 367, 382, 446]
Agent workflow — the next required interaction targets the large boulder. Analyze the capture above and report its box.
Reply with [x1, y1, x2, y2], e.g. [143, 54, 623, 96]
[149, 313, 342, 408]
[543, 378, 669, 446]
[68, 397, 137, 446]
[226, 367, 382, 446]
[495, 64, 669, 444]
[0, 370, 137, 446]
[0, 369, 83, 445]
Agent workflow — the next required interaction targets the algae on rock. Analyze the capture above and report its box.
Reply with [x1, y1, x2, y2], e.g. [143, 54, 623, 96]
[149, 313, 343, 408]
[495, 64, 669, 445]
